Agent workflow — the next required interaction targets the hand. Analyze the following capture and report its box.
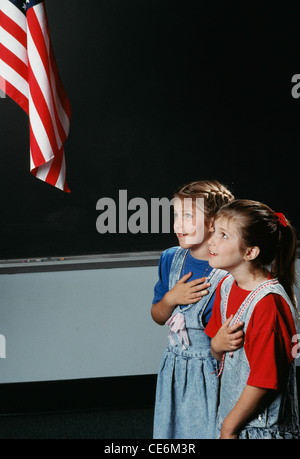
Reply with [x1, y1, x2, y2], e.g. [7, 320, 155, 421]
[211, 315, 244, 356]
[166, 272, 211, 306]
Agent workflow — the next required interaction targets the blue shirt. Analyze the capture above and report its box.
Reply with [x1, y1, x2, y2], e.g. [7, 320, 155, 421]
[152, 247, 216, 326]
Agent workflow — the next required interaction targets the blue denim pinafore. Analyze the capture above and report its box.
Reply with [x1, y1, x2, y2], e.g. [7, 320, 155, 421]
[217, 275, 300, 439]
[153, 248, 227, 439]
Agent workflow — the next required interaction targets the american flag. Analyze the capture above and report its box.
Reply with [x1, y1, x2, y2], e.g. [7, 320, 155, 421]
[0, 0, 71, 192]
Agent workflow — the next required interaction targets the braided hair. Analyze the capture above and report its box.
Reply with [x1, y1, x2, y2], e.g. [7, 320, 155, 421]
[173, 180, 235, 218]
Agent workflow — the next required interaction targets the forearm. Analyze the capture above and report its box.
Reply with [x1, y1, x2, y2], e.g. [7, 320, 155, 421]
[151, 292, 177, 325]
[221, 385, 269, 439]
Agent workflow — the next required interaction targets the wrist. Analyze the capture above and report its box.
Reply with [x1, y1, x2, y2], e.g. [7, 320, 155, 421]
[211, 336, 224, 360]
[221, 415, 239, 439]
[164, 290, 177, 308]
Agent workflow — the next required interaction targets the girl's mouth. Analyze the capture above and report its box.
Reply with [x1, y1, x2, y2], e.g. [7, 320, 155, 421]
[209, 251, 217, 256]
[177, 233, 189, 238]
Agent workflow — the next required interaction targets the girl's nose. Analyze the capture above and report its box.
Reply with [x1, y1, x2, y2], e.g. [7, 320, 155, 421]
[174, 218, 183, 233]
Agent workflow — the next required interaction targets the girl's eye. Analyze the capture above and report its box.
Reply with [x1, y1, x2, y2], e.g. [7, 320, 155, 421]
[222, 232, 228, 239]
[184, 213, 193, 219]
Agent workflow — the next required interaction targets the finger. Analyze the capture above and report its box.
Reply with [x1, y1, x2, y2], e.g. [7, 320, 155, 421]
[178, 272, 193, 283]
[229, 322, 244, 333]
[190, 283, 210, 293]
[228, 333, 244, 343]
[229, 335, 244, 346]
[229, 330, 244, 340]
[188, 277, 208, 287]
[188, 296, 203, 304]
[229, 338, 244, 350]
[222, 315, 234, 328]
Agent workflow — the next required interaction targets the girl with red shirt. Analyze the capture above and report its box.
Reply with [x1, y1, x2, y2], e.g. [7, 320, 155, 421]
[205, 199, 299, 439]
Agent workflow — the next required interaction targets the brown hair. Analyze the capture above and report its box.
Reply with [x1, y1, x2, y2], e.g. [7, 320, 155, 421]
[173, 180, 234, 219]
[216, 199, 298, 311]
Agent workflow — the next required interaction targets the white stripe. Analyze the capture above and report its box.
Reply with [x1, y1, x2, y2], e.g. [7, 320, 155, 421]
[29, 148, 36, 169]
[33, 148, 66, 192]
[35, 7, 70, 137]
[55, 151, 66, 190]
[27, 25, 62, 149]
[29, 87, 53, 162]
[1, 0, 27, 32]
[0, 25, 28, 65]
[34, 161, 51, 181]
[0, 58, 28, 97]
[32, 3, 47, 30]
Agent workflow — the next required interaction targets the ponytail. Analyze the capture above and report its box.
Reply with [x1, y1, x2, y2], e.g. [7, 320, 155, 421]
[272, 217, 298, 312]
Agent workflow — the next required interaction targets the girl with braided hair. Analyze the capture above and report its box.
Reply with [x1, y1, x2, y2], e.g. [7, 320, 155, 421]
[206, 199, 300, 439]
[152, 180, 235, 439]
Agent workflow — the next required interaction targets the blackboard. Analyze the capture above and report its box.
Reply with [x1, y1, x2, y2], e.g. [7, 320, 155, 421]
[1, 0, 299, 259]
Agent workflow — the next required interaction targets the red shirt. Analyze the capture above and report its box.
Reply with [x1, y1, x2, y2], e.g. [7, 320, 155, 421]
[205, 277, 297, 390]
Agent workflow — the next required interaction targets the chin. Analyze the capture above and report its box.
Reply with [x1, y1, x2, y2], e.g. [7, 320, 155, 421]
[178, 240, 192, 249]
[208, 255, 219, 268]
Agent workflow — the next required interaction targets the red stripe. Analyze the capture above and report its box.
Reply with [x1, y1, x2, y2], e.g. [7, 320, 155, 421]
[0, 10, 27, 49]
[28, 61, 59, 155]
[64, 181, 70, 193]
[29, 124, 46, 168]
[3, 79, 29, 114]
[27, 7, 52, 85]
[35, 3, 71, 123]
[0, 43, 28, 82]
[45, 145, 63, 187]
[27, 7, 70, 143]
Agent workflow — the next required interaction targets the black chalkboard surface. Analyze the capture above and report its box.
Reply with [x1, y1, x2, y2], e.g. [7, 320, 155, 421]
[1, 0, 299, 259]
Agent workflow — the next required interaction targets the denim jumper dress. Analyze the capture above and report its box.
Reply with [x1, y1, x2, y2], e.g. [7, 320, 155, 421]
[153, 248, 227, 439]
[217, 275, 300, 439]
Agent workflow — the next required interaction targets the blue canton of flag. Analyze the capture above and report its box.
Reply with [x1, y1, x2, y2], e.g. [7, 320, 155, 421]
[8, 0, 44, 15]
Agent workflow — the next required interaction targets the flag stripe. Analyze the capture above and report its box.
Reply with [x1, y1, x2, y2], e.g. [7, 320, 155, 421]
[27, 26, 62, 151]
[28, 61, 60, 158]
[1, 1, 27, 32]
[29, 125, 46, 168]
[28, 7, 70, 141]
[0, 57, 28, 98]
[0, 43, 28, 81]
[0, 1, 71, 192]
[0, 11, 27, 49]
[45, 146, 64, 188]
[1, 78, 29, 113]
[0, 24, 28, 65]
[29, 86, 54, 162]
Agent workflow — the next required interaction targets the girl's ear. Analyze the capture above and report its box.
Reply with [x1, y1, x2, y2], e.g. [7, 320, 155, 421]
[207, 217, 215, 231]
[244, 246, 260, 261]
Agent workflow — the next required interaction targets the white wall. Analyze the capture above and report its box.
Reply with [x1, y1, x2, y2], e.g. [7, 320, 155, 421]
[0, 257, 299, 384]
[0, 263, 167, 383]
